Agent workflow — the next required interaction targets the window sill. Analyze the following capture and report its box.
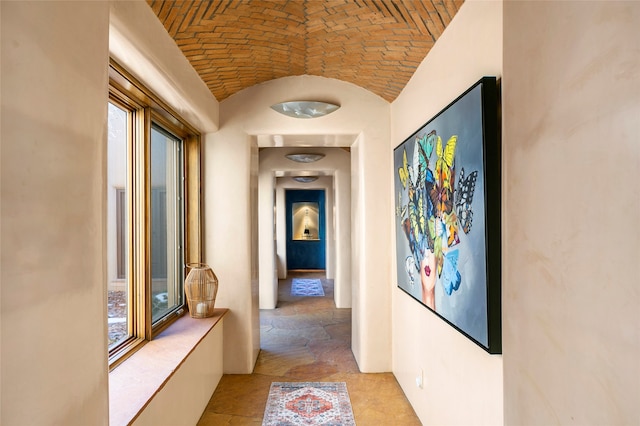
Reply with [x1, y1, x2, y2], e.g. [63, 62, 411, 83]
[108, 308, 228, 426]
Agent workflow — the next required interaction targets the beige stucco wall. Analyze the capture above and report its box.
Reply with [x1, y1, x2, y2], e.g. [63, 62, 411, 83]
[131, 321, 224, 426]
[204, 129, 261, 373]
[390, 1, 504, 424]
[1, 2, 111, 424]
[503, 2, 640, 424]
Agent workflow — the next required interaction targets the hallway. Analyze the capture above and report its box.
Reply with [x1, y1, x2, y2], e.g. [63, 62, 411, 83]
[197, 271, 421, 425]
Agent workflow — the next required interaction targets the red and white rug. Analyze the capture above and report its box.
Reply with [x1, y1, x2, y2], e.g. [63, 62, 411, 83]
[262, 382, 355, 425]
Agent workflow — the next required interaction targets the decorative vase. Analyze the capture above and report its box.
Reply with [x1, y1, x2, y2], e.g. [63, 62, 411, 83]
[184, 263, 218, 318]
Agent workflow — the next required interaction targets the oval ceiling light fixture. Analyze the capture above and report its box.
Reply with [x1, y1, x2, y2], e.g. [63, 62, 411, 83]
[270, 101, 339, 119]
[285, 153, 325, 163]
[292, 176, 318, 183]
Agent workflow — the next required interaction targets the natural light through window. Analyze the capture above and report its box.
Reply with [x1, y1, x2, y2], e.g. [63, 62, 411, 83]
[107, 101, 130, 350]
[150, 125, 185, 324]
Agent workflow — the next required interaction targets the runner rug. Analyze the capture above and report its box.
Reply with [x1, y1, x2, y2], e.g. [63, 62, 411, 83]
[291, 278, 325, 297]
[262, 382, 355, 426]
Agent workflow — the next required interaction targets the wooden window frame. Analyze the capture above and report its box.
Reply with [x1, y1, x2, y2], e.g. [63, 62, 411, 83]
[108, 60, 202, 369]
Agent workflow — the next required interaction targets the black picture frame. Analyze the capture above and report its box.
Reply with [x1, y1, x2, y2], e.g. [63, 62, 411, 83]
[393, 77, 501, 354]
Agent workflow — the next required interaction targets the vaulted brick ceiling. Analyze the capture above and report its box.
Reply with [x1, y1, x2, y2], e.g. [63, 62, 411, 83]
[147, 0, 463, 102]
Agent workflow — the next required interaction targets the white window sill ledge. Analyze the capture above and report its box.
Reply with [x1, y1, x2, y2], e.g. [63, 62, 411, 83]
[108, 309, 228, 426]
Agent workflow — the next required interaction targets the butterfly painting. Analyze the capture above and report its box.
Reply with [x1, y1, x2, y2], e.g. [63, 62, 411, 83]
[396, 127, 478, 305]
[393, 76, 501, 353]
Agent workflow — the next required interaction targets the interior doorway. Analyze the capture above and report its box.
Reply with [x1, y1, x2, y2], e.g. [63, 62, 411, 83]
[285, 189, 326, 270]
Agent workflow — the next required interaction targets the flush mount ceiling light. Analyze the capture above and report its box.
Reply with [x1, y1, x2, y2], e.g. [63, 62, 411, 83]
[285, 153, 325, 163]
[292, 176, 318, 183]
[270, 101, 339, 119]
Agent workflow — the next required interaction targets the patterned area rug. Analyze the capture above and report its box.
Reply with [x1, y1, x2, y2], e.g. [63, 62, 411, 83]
[262, 382, 355, 426]
[291, 278, 325, 297]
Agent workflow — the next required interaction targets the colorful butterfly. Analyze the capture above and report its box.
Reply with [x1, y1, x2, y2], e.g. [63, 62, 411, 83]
[430, 183, 454, 218]
[422, 131, 436, 160]
[402, 215, 425, 273]
[428, 134, 458, 218]
[398, 149, 410, 189]
[412, 131, 436, 188]
[443, 211, 460, 247]
[455, 167, 478, 234]
[395, 192, 407, 218]
[405, 256, 417, 289]
[435, 135, 457, 191]
[440, 249, 462, 295]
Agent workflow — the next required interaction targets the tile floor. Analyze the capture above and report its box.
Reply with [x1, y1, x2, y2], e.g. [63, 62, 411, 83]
[197, 271, 421, 425]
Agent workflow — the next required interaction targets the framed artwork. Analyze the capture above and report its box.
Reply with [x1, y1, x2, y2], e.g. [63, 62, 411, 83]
[393, 77, 501, 354]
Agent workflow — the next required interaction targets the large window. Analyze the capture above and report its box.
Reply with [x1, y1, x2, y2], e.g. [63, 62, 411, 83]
[150, 124, 184, 323]
[107, 61, 201, 367]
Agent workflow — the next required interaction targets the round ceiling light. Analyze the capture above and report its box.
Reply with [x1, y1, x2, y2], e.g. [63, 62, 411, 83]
[270, 101, 339, 119]
[292, 176, 318, 183]
[285, 153, 325, 163]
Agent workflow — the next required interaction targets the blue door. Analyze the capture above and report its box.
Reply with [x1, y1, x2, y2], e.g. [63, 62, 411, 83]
[286, 190, 326, 270]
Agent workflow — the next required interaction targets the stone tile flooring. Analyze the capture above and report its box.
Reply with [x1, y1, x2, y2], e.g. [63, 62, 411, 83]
[197, 271, 421, 425]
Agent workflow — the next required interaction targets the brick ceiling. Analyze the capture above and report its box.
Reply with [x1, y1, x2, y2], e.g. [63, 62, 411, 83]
[147, 0, 463, 102]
